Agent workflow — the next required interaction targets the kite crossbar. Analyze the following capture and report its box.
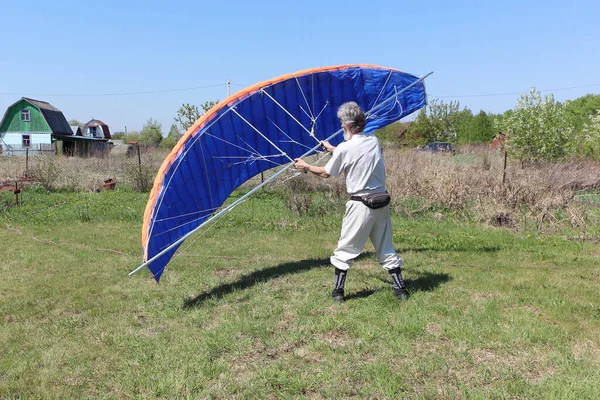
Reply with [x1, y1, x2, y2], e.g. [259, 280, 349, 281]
[129, 71, 433, 277]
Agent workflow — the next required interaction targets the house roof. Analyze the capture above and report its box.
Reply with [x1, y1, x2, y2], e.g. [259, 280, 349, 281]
[22, 97, 73, 136]
[70, 125, 82, 136]
[23, 97, 61, 112]
[84, 119, 108, 127]
[0, 97, 73, 136]
[84, 119, 111, 139]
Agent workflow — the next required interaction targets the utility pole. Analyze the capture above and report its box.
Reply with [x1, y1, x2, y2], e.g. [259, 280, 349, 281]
[227, 79, 230, 97]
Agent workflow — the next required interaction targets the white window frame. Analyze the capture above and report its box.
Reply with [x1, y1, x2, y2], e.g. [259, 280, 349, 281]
[21, 109, 30, 122]
[22, 134, 31, 148]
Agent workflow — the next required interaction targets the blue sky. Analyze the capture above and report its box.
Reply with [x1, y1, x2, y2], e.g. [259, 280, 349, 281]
[1, 0, 598, 133]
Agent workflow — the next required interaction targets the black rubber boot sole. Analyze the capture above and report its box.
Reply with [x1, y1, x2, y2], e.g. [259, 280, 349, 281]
[332, 289, 345, 302]
[393, 287, 409, 301]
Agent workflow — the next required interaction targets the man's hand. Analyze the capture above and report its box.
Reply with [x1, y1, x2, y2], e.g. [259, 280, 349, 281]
[294, 158, 330, 178]
[294, 158, 309, 173]
[321, 140, 335, 153]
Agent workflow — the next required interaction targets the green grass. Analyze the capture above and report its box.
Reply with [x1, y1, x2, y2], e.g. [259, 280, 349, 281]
[1, 187, 600, 399]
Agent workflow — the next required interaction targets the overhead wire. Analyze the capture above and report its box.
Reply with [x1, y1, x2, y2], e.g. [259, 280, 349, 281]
[433, 83, 600, 99]
[2, 81, 598, 99]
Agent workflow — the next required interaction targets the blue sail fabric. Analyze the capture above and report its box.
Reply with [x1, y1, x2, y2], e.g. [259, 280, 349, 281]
[142, 65, 427, 281]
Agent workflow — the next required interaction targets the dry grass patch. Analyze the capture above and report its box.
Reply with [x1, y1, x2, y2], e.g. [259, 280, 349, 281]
[385, 148, 600, 231]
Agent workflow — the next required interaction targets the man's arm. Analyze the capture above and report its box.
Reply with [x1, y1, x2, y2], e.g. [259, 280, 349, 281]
[293, 158, 331, 178]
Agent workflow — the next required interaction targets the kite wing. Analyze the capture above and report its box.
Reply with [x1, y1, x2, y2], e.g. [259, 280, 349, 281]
[140, 64, 428, 281]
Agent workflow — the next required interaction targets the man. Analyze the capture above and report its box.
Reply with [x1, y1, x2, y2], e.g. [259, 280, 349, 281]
[293, 101, 408, 302]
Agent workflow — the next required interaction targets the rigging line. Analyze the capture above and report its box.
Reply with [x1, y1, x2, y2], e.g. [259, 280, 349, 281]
[199, 135, 215, 212]
[368, 90, 399, 120]
[214, 153, 285, 160]
[148, 106, 235, 241]
[295, 77, 314, 119]
[367, 72, 433, 118]
[215, 157, 284, 168]
[314, 101, 330, 121]
[370, 86, 405, 122]
[280, 140, 313, 151]
[154, 206, 223, 222]
[155, 192, 249, 241]
[229, 131, 287, 167]
[204, 131, 261, 156]
[214, 154, 286, 167]
[371, 71, 393, 110]
[299, 104, 313, 121]
[259, 89, 315, 138]
[266, 117, 314, 150]
[235, 133, 270, 165]
[1, 84, 226, 97]
[155, 213, 216, 237]
[312, 74, 315, 120]
[231, 108, 295, 163]
[171, 204, 237, 262]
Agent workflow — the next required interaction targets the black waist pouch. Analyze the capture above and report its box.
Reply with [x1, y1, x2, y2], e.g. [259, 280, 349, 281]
[350, 192, 391, 209]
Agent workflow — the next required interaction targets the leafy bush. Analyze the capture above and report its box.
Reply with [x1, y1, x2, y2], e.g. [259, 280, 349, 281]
[497, 88, 574, 162]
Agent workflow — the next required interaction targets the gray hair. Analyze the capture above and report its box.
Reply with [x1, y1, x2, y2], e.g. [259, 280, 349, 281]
[337, 101, 366, 132]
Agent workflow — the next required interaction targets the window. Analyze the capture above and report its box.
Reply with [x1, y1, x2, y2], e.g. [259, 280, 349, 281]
[22, 134, 31, 147]
[21, 109, 30, 122]
[89, 126, 97, 137]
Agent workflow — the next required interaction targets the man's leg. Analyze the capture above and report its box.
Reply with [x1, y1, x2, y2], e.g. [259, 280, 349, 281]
[330, 201, 374, 301]
[332, 268, 346, 302]
[369, 207, 409, 300]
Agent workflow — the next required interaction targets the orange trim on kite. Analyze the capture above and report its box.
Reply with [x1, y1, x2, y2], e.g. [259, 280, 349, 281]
[142, 64, 399, 260]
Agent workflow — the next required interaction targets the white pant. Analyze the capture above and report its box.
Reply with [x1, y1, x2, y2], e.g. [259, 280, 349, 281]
[330, 200, 402, 271]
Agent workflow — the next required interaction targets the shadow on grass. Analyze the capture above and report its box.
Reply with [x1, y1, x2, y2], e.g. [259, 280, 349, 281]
[407, 270, 452, 292]
[183, 257, 330, 309]
[345, 271, 452, 301]
[396, 245, 502, 253]
[345, 288, 382, 300]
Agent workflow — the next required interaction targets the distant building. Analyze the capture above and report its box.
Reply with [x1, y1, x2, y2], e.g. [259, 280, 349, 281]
[63, 119, 112, 157]
[83, 119, 111, 139]
[0, 97, 72, 155]
[492, 131, 509, 149]
[70, 125, 82, 136]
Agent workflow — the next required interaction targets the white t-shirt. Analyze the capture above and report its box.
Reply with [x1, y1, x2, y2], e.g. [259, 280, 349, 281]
[324, 133, 387, 196]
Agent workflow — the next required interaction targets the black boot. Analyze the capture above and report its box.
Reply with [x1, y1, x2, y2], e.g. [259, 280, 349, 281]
[388, 267, 409, 301]
[332, 268, 347, 302]
[332, 288, 345, 302]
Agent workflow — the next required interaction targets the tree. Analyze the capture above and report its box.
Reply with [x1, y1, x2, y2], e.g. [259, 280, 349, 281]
[497, 88, 574, 162]
[139, 118, 163, 145]
[175, 104, 201, 131]
[407, 99, 463, 143]
[200, 100, 218, 113]
[111, 131, 126, 140]
[580, 110, 600, 159]
[161, 124, 182, 149]
[565, 94, 600, 133]
[174, 100, 219, 131]
[459, 110, 495, 143]
[68, 119, 84, 129]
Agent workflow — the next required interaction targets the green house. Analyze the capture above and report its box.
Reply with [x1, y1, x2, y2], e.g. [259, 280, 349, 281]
[0, 97, 72, 156]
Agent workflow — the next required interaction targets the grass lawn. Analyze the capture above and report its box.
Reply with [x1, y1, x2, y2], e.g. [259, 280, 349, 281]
[1, 187, 600, 399]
